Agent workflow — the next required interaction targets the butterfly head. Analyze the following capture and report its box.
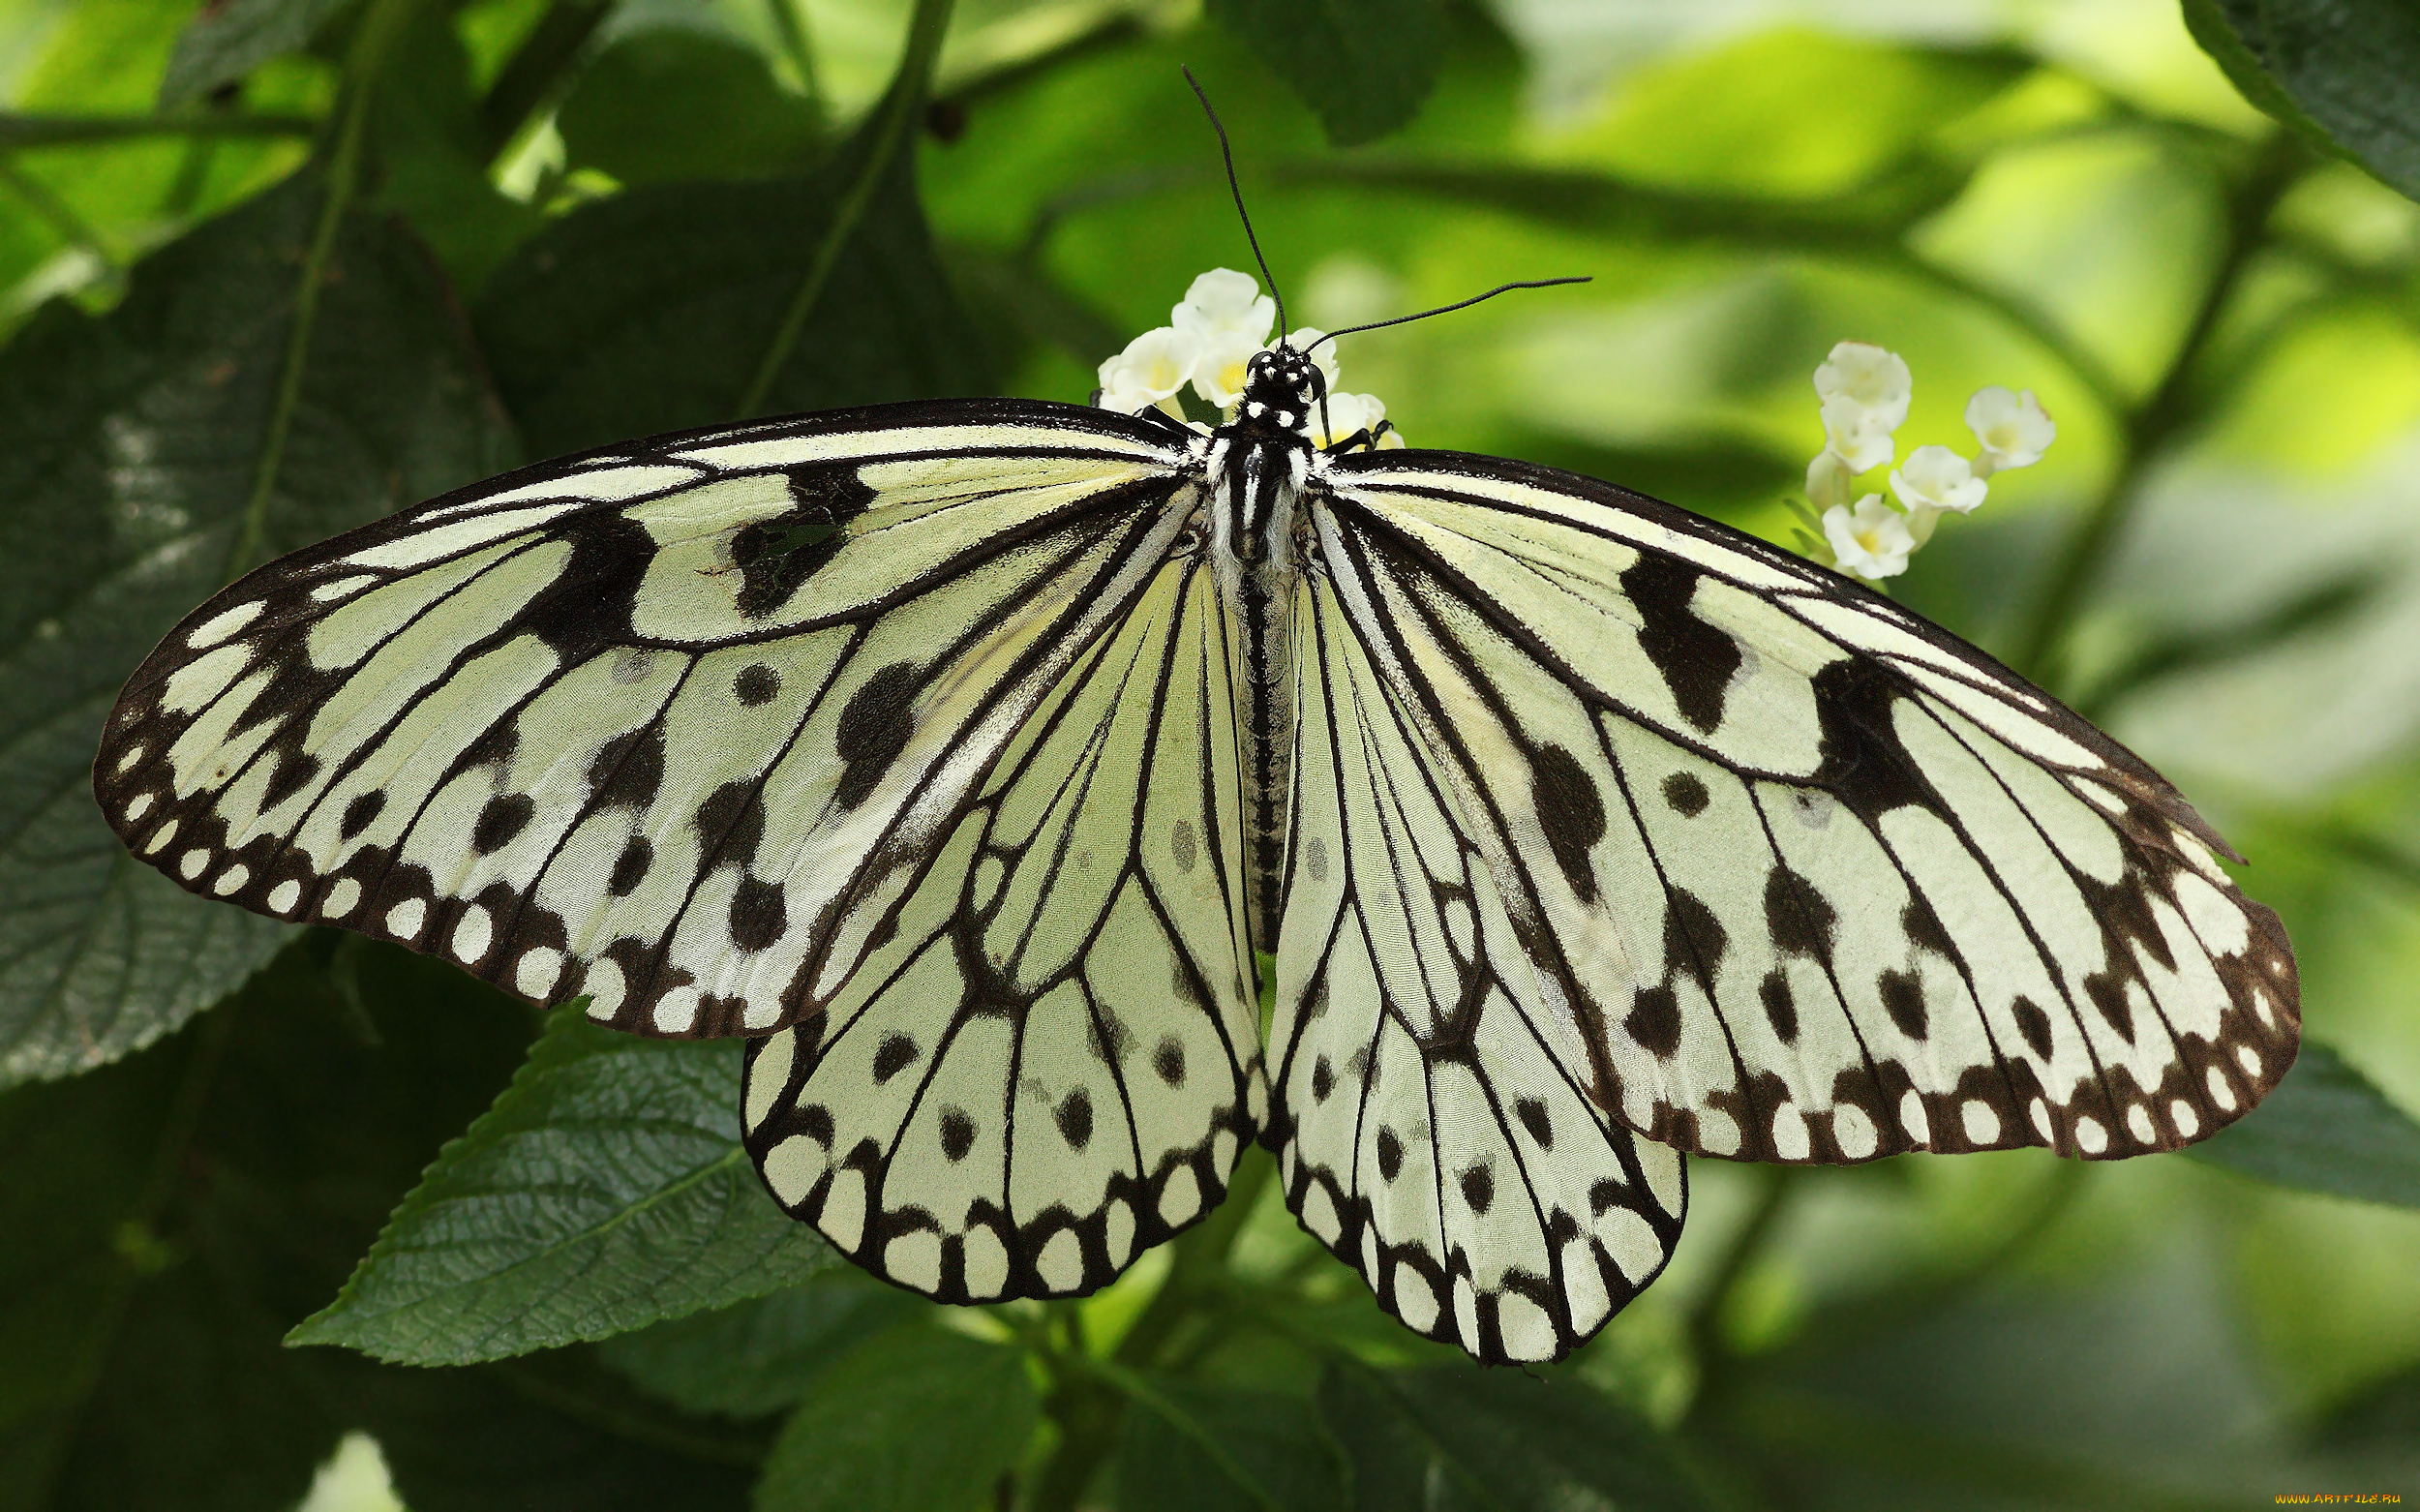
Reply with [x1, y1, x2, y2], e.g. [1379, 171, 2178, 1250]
[1238, 345, 1325, 432]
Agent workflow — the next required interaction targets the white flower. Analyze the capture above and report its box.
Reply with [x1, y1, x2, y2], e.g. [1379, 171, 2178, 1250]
[1820, 393, 1897, 472]
[1310, 391, 1392, 449]
[1890, 444, 1987, 516]
[1823, 495, 1915, 581]
[1964, 386, 2055, 471]
[1173, 268, 1274, 343]
[1281, 328, 1344, 394]
[1191, 329, 1264, 408]
[1814, 341, 1912, 432]
[1097, 272, 1406, 435]
[1097, 325, 1204, 413]
[1806, 449, 1855, 513]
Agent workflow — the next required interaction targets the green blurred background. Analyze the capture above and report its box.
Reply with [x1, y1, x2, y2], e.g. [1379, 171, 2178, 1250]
[2, 0, 2416, 1507]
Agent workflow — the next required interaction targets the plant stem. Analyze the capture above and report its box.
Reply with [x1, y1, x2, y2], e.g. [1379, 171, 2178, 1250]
[0, 157, 120, 266]
[227, 0, 418, 582]
[30, 998, 240, 1505]
[1679, 1163, 1793, 1416]
[486, 1359, 770, 1466]
[0, 111, 318, 148]
[1024, 1145, 1277, 1512]
[736, 0, 955, 421]
[762, 0, 825, 124]
[478, 0, 613, 161]
[2008, 132, 2310, 685]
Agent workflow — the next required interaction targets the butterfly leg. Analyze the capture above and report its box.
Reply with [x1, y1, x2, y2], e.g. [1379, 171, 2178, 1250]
[1321, 421, 1395, 457]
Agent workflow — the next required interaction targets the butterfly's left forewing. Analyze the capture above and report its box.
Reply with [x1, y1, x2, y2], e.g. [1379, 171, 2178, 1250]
[94, 401, 1199, 1044]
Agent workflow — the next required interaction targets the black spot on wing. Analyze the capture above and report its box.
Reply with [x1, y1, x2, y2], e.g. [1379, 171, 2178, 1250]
[835, 663, 920, 811]
[734, 663, 780, 706]
[260, 751, 321, 813]
[730, 876, 788, 951]
[1766, 866, 1837, 960]
[1153, 1036, 1187, 1087]
[1531, 743, 1606, 902]
[609, 834, 652, 895]
[2081, 871, 2179, 975]
[340, 790, 384, 840]
[695, 779, 767, 867]
[2012, 994, 2054, 1060]
[872, 1033, 919, 1083]
[1620, 555, 1739, 735]
[1312, 1055, 1336, 1103]
[1515, 1098, 1553, 1150]
[1376, 1126, 1404, 1182]
[461, 721, 520, 771]
[1761, 970, 1799, 1043]
[1056, 1087, 1094, 1150]
[1809, 658, 1935, 819]
[2085, 972, 2135, 1041]
[728, 464, 877, 620]
[1661, 771, 1709, 816]
[1879, 968, 1928, 1040]
[1664, 886, 1726, 993]
[940, 1107, 976, 1162]
[1624, 985, 1681, 1057]
[590, 725, 666, 810]
[1902, 897, 1957, 960]
[1459, 1163, 1495, 1216]
[471, 792, 533, 855]
[519, 512, 655, 661]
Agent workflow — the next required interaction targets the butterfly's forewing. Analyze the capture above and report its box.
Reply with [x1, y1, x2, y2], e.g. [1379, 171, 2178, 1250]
[1308, 449, 2298, 1171]
[741, 548, 1266, 1302]
[1268, 562, 1685, 1364]
[92, 400, 1196, 1046]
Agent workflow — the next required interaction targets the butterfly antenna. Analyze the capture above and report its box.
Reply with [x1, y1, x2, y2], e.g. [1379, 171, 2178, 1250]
[1183, 66, 1286, 337]
[1307, 278, 1591, 352]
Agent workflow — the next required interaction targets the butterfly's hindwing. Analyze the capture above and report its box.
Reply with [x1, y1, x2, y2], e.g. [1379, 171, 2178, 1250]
[1315, 451, 2299, 1167]
[92, 401, 1196, 1044]
[742, 547, 1265, 1301]
[1267, 565, 1684, 1365]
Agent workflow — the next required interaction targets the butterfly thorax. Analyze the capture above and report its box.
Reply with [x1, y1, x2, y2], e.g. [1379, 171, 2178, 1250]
[1206, 347, 1323, 955]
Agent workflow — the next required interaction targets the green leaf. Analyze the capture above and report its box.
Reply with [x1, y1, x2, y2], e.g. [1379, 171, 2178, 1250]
[361, 0, 549, 294]
[0, 938, 533, 1511]
[1204, 0, 1443, 146]
[558, 30, 823, 187]
[2183, 0, 2420, 200]
[0, 171, 515, 1088]
[159, 0, 357, 111]
[1111, 1376, 1345, 1512]
[309, 1346, 764, 1512]
[597, 1274, 928, 1419]
[475, 88, 989, 458]
[2187, 1041, 2420, 1207]
[1316, 1360, 1715, 1512]
[289, 1009, 838, 1366]
[752, 1325, 1038, 1512]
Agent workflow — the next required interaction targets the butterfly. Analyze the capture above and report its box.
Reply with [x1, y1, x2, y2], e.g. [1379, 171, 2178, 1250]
[89, 129, 2298, 1368]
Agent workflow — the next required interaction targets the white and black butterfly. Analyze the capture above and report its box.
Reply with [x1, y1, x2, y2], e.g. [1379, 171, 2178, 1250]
[92, 202, 2299, 1365]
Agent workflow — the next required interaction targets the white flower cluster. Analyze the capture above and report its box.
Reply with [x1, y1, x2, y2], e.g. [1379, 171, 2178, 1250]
[1792, 340, 2056, 583]
[1096, 269, 1404, 449]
